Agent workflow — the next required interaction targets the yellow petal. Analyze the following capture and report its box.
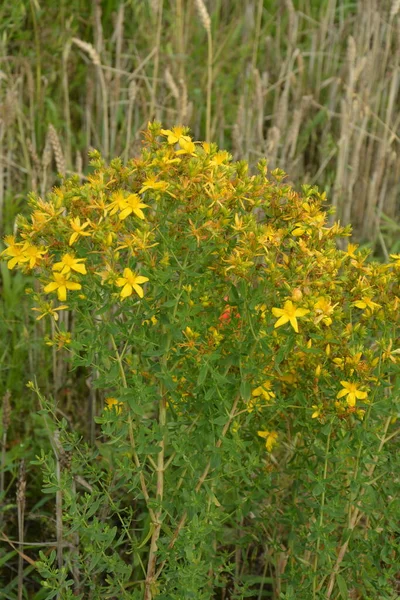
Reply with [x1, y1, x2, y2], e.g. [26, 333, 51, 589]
[132, 284, 144, 298]
[294, 308, 309, 317]
[120, 283, 132, 299]
[66, 282, 82, 291]
[72, 263, 87, 275]
[346, 395, 356, 407]
[57, 286, 67, 301]
[119, 208, 131, 220]
[8, 257, 19, 269]
[292, 227, 305, 236]
[274, 315, 289, 328]
[134, 208, 146, 220]
[353, 301, 366, 309]
[44, 282, 60, 293]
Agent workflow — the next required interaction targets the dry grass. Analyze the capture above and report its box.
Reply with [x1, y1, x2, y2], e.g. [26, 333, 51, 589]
[0, 1, 399, 244]
[0, 4, 399, 596]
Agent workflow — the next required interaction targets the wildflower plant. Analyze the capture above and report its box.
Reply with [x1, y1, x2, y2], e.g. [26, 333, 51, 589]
[3, 123, 400, 598]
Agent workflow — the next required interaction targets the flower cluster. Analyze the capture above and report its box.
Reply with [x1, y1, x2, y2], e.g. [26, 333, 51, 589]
[2, 122, 399, 453]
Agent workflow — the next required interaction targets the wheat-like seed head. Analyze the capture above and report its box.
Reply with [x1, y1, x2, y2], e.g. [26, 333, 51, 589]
[72, 37, 101, 66]
[150, 0, 159, 15]
[390, 0, 400, 18]
[2, 391, 11, 432]
[16, 460, 26, 506]
[194, 0, 211, 33]
[347, 36, 356, 68]
[48, 124, 66, 175]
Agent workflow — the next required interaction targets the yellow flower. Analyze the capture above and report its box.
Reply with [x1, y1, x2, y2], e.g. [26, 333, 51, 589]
[336, 381, 368, 407]
[109, 191, 149, 220]
[232, 213, 244, 231]
[46, 331, 72, 350]
[105, 397, 124, 414]
[108, 191, 128, 215]
[353, 296, 381, 312]
[292, 223, 306, 236]
[257, 430, 278, 452]
[69, 217, 91, 246]
[53, 253, 87, 275]
[251, 380, 275, 403]
[272, 300, 309, 333]
[1, 236, 27, 269]
[115, 268, 149, 299]
[32, 302, 68, 321]
[160, 126, 190, 145]
[314, 297, 338, 326]
[311, 405, 321, 419]
[118, 194, 148, 220]
[183, 326, 200, 339]
[139, 176, 169, 194]
[390, 254, 400, 268]
[208, 326, 224, 346]
[175, 137, 196, 156]
[210, 150, 230, 166]
[21, 243, 47, 268]
[381, 339, 400, 364]
[44, 273, 82, 301]
[345, 243, 359, 259]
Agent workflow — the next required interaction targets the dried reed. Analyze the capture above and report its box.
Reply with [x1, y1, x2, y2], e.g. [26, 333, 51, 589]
[194, 0, 213, 142]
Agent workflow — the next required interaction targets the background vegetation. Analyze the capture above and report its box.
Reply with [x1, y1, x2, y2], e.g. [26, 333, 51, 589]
[0, 0, 399, 598]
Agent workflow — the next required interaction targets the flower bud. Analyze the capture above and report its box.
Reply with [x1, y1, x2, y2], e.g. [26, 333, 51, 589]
[291, 288, 303, 302]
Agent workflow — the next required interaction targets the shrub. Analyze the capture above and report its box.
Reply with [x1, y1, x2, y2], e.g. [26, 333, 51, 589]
[2, 123, 400, 599]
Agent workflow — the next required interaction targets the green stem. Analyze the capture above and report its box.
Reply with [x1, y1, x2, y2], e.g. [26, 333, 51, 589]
[312, 422, 331, 599]
[110, 334, 155, 523]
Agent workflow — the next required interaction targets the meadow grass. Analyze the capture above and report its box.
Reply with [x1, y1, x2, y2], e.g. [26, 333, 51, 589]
[0, 2, 399, 598]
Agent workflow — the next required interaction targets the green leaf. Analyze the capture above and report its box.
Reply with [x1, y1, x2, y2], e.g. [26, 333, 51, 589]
[240, 380, 251, 401]
[197, 363, 209, 386]
[336, 574, 348, 599]
[162, 298, 178, 307]
[212, 415, 228, 426]
[228, 285, 240, 304]
[123, 391, 146, 415]
[0, 550, 17, 567]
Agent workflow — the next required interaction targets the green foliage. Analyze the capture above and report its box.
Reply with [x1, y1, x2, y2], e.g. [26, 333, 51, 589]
[1, 124, 399, 598]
